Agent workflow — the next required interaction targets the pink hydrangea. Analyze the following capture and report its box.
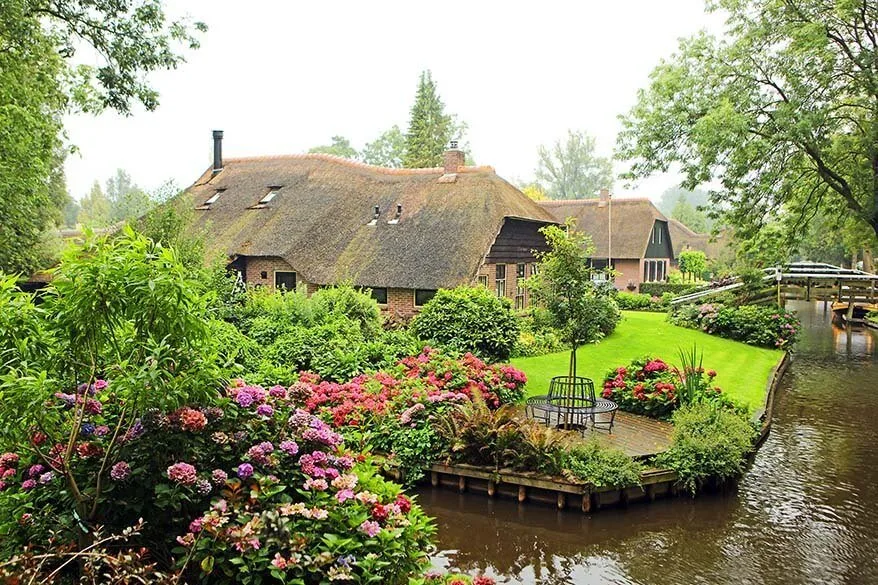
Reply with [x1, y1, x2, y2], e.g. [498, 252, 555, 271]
[21, 479, 37, 491]
[358, 520, 381, 537]
[110, 461, 131, 481]
[211, 469, 228, 485]
[167, 462, 197, 486]
[279, 440, 299, 456]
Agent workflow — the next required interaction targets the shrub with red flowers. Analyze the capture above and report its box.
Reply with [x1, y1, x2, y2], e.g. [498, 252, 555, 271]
[602, 356, 733, 419]
[602, 358, 682, 419]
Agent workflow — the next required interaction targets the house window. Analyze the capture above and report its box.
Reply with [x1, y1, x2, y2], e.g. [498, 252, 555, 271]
[516, 263, 526, 278]
[515, 284, 526, 310]
[370, 288, 388, 305]
[274, 271, 297, 290]
[495, 265, 506, 298]
[643, 260, 666, 283]
[652, 224, 663, 244]
[478, 275, 488, 288]
[531, 264, 539, 276]
[414, 289, 436, 307]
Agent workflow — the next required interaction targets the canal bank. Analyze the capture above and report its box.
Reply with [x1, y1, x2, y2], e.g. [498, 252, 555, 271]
[419, 300, 878, 585]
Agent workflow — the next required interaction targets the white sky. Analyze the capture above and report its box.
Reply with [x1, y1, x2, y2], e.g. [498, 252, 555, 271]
[63, 0, 722, 201]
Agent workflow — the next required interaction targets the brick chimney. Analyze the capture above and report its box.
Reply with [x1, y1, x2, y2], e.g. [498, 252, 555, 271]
[443, 140, 465, 174]
[597, 187, 611, 208]
[212, 130, 224, 174]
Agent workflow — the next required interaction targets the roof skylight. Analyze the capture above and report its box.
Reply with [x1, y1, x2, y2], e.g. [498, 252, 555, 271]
[259, 188, 279, 204]
[205, 191, 222, 205]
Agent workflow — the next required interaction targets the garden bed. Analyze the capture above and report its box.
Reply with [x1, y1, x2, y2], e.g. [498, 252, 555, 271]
[422, 350, 790, 513]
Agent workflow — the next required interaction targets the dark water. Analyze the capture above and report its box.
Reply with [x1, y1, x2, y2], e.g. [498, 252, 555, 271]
[418, 301, 878, 585]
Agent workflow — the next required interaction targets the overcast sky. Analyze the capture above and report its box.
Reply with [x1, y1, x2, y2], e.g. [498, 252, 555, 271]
[63, 0, 722, 201]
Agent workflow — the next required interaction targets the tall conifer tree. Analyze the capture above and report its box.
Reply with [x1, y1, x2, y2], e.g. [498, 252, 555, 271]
[402, 71, 454, 168]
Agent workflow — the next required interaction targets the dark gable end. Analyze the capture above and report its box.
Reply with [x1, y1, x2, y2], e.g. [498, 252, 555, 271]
[485, 218, 553, 264]
[644, 220, 673, 259]
[184, 154, 556, 290]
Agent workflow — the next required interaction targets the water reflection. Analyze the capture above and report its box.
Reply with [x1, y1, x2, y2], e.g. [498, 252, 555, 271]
[420, 301, 878, 584]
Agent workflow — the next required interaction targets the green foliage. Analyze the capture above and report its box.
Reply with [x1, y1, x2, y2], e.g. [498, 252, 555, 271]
[614, 291, 669, 312]
[618, 0, 878, 242]
[670, 194, 710, 233]
[639, 282, 697, 296]
[361, 125, 406, 168]
[657, 402, 757, 494]
[527, 221, 621, 377]
[669, 302, 800, 349]
[77, 181, 113, 227]
[559, 440, 643, 488]
[141, 197, 205, 269]
[402, 70, 469, 168]
[535, 130, 614, 199]
[0, 275, 53, 370]
[678, 250, 707, 282]
[0, 6, 67, 275]
[411, 286, 520, 363]
[308, 135, 359, 159]
[311, 284, 382, 338]
[512, 311, 566, 358]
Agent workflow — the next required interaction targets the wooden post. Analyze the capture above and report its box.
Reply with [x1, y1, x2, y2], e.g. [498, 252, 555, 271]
[431, 471, 439, 487]
[517, 485, 527, 503]
[458, 476, 466, 493]
[487, 480, 496, 497]
[581, 492, 592, 513]
[557, 492, 566, 510]
[646, 484, 656, 502]
[806, 277, 811, 301]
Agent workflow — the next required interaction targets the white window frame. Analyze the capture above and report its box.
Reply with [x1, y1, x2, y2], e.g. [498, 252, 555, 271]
[478, 275, 488, 288]
[495, 264, 507, 298]
[205, 191, 222, 205]
[273, 270, 297, 290]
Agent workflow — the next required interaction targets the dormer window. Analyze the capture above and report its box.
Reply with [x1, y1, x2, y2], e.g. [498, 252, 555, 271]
[260, 188, 279, 204]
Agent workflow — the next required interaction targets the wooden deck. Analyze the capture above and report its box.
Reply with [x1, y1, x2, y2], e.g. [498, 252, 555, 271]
[585, 411, 674, 458]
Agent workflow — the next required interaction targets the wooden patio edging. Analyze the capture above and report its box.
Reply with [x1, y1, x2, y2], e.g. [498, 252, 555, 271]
[421, 351, 791, 514]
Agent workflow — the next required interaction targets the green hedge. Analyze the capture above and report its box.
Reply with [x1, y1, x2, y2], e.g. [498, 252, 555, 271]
[639, 282, 699, 296]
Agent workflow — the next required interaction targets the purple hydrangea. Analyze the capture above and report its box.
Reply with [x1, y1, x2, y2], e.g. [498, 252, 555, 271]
[21, 479, 37, 491]
[94, 425, 110, 437]
[279, 440, 299, 456]
[110, 461, 131, 481]
[195, 478, 212, 496]
[38, 472, 54, 484]
[236, 392, 255, 408]
[28, 464, 45, 478]
[268, 385, 287, 398]
[80, 422, 96, 436]
[236, 463, 254, 479]
[256, 404, 274, 417]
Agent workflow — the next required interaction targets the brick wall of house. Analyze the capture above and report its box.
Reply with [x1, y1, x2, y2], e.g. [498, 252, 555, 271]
[243, 256, 310, 291]
[479, 261, 533, 310]
[613, 259, 642, 291]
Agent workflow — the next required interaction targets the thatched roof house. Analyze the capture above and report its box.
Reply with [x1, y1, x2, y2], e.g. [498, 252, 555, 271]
[538, 191, 674, 290]
[185, 132, 557, 315]
[667, 219, 733, 263]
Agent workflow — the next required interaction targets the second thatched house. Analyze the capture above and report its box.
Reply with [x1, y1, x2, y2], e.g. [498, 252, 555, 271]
[184, 132, 557, 316]
[538, 190, 675, 291]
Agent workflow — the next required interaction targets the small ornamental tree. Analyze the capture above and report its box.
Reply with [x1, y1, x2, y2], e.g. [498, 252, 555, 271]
[526, 220, 620, 378]
[411, 286, 519, 363]
[678, 250, 707, 282]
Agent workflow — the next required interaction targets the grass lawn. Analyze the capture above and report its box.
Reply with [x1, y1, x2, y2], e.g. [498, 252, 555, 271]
[511, 311, 783, 410]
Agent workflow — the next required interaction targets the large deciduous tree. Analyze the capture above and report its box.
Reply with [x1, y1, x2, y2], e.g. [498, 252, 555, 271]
[0, 0, 204, 275]
[308, 136, 359, 160]
[535, 130, 613, 200]
[617, 0, 878, 244]
[361, 125, 405, 168]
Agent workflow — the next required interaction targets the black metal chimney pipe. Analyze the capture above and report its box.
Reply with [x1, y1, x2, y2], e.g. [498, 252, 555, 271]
[212, 130, 224, 174]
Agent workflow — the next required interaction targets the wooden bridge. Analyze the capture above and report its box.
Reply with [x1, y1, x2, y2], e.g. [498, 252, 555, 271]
[671, 262, 878, 320]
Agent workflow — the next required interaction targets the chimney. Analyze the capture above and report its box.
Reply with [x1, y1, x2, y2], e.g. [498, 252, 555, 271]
[212, 130, 224, 174]
[598, 187, 611, 208]
[443, 140, 465, 174]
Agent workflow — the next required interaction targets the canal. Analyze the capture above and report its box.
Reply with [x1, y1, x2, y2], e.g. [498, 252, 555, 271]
[418, 301, 878, 584]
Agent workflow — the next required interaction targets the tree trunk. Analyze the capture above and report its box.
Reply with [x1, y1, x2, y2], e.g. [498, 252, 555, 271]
[852, 249, 859, 270]
[863, 248, 873, 274]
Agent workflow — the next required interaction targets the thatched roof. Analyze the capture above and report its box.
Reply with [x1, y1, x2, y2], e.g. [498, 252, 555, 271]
[185, 154, 556, 289]
[538, 198, 668, 259]
[668, 219, 732, 260]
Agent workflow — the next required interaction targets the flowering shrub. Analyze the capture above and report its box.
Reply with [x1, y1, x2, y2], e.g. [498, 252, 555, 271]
[602, 358, 682, 419]
[0, 379, 435, 583]
[668, 303, 800, 348]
